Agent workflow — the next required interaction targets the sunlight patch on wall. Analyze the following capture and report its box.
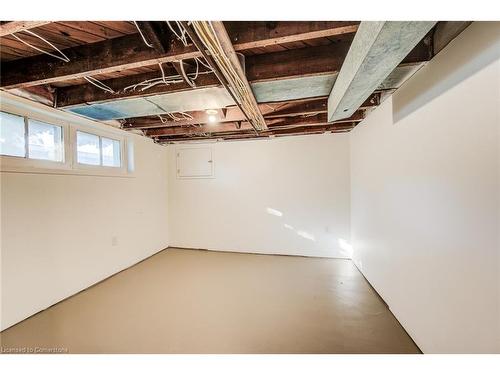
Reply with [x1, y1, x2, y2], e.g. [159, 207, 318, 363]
[266, 207, 283, 217]
[338, 238, 353, 258]
[297, 230, 316, 242]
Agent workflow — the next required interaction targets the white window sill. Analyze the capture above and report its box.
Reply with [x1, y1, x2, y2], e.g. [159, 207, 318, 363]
[1, 157, 134, 178]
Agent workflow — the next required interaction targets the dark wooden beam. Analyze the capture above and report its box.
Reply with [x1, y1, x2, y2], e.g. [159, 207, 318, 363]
[0, 21, 53, 36]
[245, 42, 351, 82]
[1, 21, 359, 89]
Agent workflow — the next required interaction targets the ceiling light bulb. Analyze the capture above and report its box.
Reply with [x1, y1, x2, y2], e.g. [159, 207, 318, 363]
[208, 114, 217, 123]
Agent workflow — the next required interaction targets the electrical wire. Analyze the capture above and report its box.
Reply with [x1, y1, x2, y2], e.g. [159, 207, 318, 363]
[11, 29, 70, 62]
[121, 58, 213, 93]
[166, 21, 189, 46]
[133, 21, 154, 48]
[178, 60, 196, 88]
[166, 20, 213, 76]
[159, 62, 168, 84]
[158, 112, 194, 123]
[84, 76, 116, 94]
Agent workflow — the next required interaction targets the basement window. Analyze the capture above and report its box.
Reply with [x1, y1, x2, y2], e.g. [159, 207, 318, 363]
[0, 111, 25, 157]
[28, 119, 63, 162]
[102, 137, 121, 167]
[1, 111, 63, 162]
[76, 131, 121, 168]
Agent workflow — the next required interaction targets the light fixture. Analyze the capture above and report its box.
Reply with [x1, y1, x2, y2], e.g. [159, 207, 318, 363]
[206, 109, 218, 124]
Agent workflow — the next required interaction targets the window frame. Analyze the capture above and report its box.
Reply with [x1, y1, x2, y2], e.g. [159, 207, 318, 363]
[0, 110, 28, 159]
[71, 125, 126, 174]
[0, 97, 133, 178]
[1, 108, 70, 171]
[27, 117, 65, 163]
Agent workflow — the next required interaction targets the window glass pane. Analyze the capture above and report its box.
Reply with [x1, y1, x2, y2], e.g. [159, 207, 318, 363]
[0, 111, 25, 157]
[28, 119, 63, 162]
[77, 131, 100, 165]
[102, 137, 121, 167]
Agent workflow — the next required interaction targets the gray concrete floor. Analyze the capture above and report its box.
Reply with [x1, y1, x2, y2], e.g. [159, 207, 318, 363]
[0, 248, 420, 353]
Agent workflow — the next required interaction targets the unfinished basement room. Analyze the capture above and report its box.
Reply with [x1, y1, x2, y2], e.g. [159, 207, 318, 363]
[0, 3, 499, 371]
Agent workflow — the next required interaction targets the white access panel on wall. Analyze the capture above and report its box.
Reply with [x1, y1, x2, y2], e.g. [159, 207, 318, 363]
[176, 147, 214, 178]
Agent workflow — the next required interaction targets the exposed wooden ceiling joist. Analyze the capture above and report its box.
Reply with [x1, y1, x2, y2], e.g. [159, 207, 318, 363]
[0, 21, 359, 89]
[0, 21, 53, 37]
[146, 110, 365, 137]
[156, 123, 357, 143]
[122, 93, 380, 130]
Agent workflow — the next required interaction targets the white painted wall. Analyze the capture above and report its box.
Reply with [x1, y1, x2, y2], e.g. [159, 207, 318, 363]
[350, 22, 500, 353]
[1, 104, 169, 330]
[167, 134, 351, 258]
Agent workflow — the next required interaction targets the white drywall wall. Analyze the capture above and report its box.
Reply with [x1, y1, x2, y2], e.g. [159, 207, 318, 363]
[350, 22, 500, 353]
[167, 134, 351, 258]
[1, 106, 169, 330]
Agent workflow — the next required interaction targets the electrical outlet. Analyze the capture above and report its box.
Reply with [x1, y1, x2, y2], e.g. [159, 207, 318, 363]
[112, 236, 118, 246]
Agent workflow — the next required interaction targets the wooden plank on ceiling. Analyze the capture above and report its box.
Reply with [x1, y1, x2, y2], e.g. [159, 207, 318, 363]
[56, 21, 130, 39]
[226, 21, 359, 50]
[0, 21, 53, 37]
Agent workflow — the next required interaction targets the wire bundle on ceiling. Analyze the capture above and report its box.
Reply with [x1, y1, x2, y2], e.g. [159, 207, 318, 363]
[121, 21, 213, 93]
[165, 21, 212, 70]
[188, 21, 267, 131]
[11, 29, 70, 62]
[158, 112, 194, 123]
